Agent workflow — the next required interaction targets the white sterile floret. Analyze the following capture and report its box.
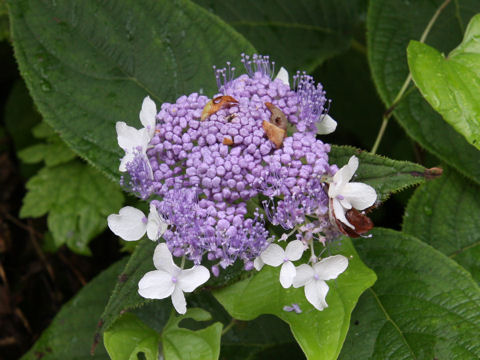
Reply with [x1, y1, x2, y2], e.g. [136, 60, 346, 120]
[139, 96, 157, 139]
[107, 205, 167, 241]
[274, 67, 290, 87]
[115, 121, 151, 172]
[260, 240, 306, 288]
[328, 156, 377, 229]
[138, 243, 210, 314]
[316, 114, 337, 135]
[293, 255, 348, 311]
[253, 256, 265, 271]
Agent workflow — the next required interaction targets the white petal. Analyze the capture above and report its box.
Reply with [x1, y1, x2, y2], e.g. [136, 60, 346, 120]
[342, 182, 377, 210]
[304, 280, 329, 311]
[119, 152, 134, 172]
[260, 243, 285, 267]
[316, 114, 337, 135]
[314, 255, 349, 281]
[292, 264, 314, 288]
[274, 67, 290, 87]
[138, 270, 175, 299]
[178, 266, 210, 293]
[146, 204, 168, 241]
[285, 240, 306, 261]
[139, 96, 157, 139]
[107, 206, 147, 241]
[280, 261, 296, 288]
[116, 122, 150, 152]
[171, 287, 187, 314]
[332, 198, 354, 229]
[153, 243, 179, 274]
[330, 156, 358, 196]
[254, 256, 264, 271]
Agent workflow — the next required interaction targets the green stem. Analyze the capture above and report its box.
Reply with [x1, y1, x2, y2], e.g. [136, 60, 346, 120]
[370, 0, 452, 154]
[221, 318, 237, 336]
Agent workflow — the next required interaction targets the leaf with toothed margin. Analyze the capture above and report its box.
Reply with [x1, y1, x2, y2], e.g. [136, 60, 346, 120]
[404, 165, 480, 283]
[193, 0, 366, 72]
[7, 0, 255, 181]
[328, 145, 430, 202]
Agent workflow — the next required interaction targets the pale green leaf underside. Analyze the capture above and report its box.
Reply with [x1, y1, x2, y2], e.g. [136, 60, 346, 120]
[404, 166, 480, 283]
[408, 14, 480, 150]
[367, 0, 480, 184]
[21, 259, 128, 360]
[162, 308, 223, 360]
[213, 238, 376, 360]
[339, 228, 480, 359]
[104, 313, 160, 360]
[7, 0, 255, 180]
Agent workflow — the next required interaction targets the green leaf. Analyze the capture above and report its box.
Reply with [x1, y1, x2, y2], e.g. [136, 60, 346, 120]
[0, 0, 9, 42]
[18, 137, 76, 166]
[4, 80, 41, 151]
[138, 293, 305, 359]
[213, 238, 376, 360]
[21, 258, 128, 360]
[194, 0, 365, 72]
[329, 145, 428, 202]
[403, 166, 480, 283]
[367, 0, 480, 184]
[7, 0, 255, 180]
[99, 240, 157, 334]
[20, 161, 124, 254]
[408, 15, 480, 150]
[162, 308, 223, 360]
[104, 313, 160, 360]
[339, 228, 480, 359]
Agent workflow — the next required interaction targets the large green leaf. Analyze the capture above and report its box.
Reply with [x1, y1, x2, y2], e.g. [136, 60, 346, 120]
[99, 240, 157, 334]
[408, 14, 480, 150]
[194, 0, 365, 72]
[20, 160, 124, 255]
[329, 145, 429, 202]
[162, 308, 223, 360]
[339, 228, 480, 359]
[7, 0, 255, 180]
[403, 166, 480, 282]
[21, 258, 128, 360]
[213, 238, 376, 360]
[367, 0, 480, 184]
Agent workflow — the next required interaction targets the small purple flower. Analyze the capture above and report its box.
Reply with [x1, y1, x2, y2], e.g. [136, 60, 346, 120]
[283, 303, 302, 314]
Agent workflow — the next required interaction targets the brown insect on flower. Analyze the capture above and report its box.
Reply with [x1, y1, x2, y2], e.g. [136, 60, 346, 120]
[330, 203, 374, 238]
[263, 102, 288, 148]
[201, 96, 238, 121]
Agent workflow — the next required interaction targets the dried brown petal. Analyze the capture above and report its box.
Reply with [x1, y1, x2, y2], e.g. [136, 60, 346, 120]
[200, 96, 238, 121]
[223, 137, 234, 146]
[265, 102, 288, 130]
[262, 120, 286, 149]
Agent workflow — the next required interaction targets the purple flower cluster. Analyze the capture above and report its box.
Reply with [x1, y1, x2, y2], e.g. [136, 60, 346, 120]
[122, 54, 339, 272]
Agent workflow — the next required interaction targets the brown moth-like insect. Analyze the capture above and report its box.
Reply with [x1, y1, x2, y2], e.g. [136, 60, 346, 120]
[329, 197, 374, 238]
[201, 96, 238, 121]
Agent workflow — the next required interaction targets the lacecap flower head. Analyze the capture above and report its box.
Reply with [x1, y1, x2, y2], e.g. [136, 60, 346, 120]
[108, 54, 378, 313]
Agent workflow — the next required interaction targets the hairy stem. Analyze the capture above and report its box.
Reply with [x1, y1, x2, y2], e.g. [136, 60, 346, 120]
[370, 0, 452, 154]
